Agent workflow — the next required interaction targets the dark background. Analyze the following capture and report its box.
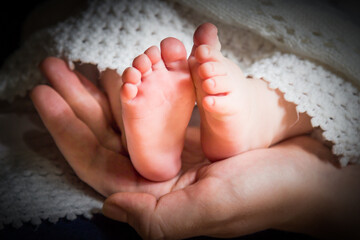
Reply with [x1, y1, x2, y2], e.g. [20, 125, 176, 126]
[1, 0, 360, 68]
[0, 0, 45, 67]
[0, 0, 359, 239]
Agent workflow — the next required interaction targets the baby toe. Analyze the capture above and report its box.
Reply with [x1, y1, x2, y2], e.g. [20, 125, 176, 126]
[160, 37, 188, 70]
[202, 76, 232, 95]
[195, 45, 223, 63]
[144, 46, 165, 70]
[120, 83, 138, 102]
[193, 23, 221, 51]
[198, 62, 227, 79]
[122, 67, 141, 85]
[132, 54, 152, 75]
[202, 94, 237, 115]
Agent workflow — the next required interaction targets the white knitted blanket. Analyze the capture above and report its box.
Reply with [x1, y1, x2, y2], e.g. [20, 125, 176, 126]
[0, 0, 359, 229]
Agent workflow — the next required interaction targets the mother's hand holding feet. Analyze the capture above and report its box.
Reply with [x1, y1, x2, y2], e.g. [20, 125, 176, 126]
[31, 57, 360, 240]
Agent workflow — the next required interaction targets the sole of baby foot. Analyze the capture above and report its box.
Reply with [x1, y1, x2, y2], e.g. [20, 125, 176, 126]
[120, 37, 195, 181]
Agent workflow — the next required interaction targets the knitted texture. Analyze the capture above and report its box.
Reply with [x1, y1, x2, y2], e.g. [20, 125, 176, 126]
[0, 100, 103, 230]
[0, 0, 359, 229]
[0, 0, 280, 101]
[248, 53, 360, 166]
[176, 0, 360, 89]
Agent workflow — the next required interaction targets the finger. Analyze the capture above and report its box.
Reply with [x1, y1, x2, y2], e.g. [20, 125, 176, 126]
[40, 57, 122, 152]
[99, 68, 123, 125]
[30, 85, 98, 180]
[100, 68, 127, 150]
[74, 70, 114, 124]
[30, 85, 140, 197]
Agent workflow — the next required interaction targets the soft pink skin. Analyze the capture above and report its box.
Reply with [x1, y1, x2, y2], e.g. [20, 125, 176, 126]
[189, 23, 313, 161]
[120, 37, 196, 181]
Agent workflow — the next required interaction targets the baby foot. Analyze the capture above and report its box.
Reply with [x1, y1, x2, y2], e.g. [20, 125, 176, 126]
[189, 23, 312, 161]
[120, 37, 195, 181]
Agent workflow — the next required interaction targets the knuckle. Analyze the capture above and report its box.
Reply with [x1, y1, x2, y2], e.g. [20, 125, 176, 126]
[47, 104, 73, 123]
[100, 131, 119, 151]
[97, 127, 111, 144]
[72, 95, 89, 109]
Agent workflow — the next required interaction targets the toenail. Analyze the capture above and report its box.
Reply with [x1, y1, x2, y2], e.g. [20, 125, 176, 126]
[203, 46, 210, 56]
[208, 97, 215, 106]
[208, 78, 215, 88]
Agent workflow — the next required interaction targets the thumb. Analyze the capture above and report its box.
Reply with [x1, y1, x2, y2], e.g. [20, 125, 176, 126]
[102, 188, 210, 240]
[102, 193, 157, 238]
[103, 192, 159, 239]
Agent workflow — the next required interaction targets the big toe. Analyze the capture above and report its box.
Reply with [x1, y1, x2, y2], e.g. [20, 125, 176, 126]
[160, 37, 188, 70]
[193, 23, 221, 51]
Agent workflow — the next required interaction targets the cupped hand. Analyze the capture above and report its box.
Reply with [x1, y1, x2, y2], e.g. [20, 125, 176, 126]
[103, 136, 360, 240]
[31, 57, 360, 240]
[103, 138, 333, 239]
[30, 57, 207, 198]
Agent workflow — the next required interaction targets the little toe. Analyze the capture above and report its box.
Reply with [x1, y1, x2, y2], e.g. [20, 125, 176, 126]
[120, 83, 138, 102]
[202, 76, 232, 95]
[202, 95, 236, 115]
[122, 67, 141, 85]
[160, 37, 188, 70]
[198, 62, 227, 79]
[132, 54, 152, 75]
[195, 45, 223, 63]
[144, 46, 165, 70]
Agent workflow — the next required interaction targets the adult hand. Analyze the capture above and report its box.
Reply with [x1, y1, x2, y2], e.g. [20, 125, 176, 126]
[31, 57, 360, 240]
[103, 136, 360, 240]
[30, 57, 207, 198]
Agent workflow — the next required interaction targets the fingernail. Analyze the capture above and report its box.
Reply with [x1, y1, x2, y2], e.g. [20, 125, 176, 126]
[102, 202, 127, 222]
